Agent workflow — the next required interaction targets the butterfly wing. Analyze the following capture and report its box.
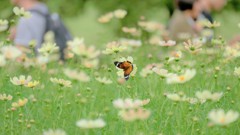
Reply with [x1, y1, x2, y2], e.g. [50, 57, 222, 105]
[123, 64, 133, 80]
[114, 61, 133, 80]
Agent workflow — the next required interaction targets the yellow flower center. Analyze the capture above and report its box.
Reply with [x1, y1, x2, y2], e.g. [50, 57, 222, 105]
[20, 79, 25, 84]
[179, 76, 185, 81]
[174, 53, 180, 58]
[220, 117, 225, 123]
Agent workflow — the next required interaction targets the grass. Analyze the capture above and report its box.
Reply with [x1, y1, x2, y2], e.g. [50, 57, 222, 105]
[1, 3, 240, 135]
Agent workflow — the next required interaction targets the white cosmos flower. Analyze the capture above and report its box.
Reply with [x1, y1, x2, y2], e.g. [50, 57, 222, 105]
[43, 129, 67, 135]
[98, 12, 113, 23]
[0, 19, 8, 32]
[120, 38, 142, 47]
[38, 43, 59, 56]
[166, 69, 196, 84]
[76, 118, 106, 129]
[63, 68, 90, 82]
[224, 46, 240, 58]
[118, 56, 133, 63]
[159, 40, 176, 47]
[195, 90, 223, 103]
[234, 67, 240, 77]
[13, 7, 31, 18]
[203, 21, 221, 28]
[166, 93, 182, 102]
[119, 108, 151, 121]
[50, 78, 72, 87]
[0, 94, 13, 101]
[208, 109, 239, 126]
[138, 21, 163, 32]
[114, 9, 127, 19]
[113, 98, 150, 109]
[102, 41, 126, 55]
[36, 55, 49, 65]
[95, 77, 112, 84]
[67, 38, 100, 59]
[152, 68, 169, 78]
[10, 75, 32, 86]
[67, 37, 84, 48]
[1, 46, 22, 60]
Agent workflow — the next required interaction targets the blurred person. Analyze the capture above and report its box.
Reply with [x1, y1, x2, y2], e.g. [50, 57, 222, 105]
[168, 0, 202, 41]
[10, 0, 48, 50]
[200, 0, 227, 23]
[9, 0, 72, 60]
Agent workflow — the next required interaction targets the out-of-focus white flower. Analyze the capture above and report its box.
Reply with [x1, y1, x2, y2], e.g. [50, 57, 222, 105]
[102, 41, 126, 55]
[50, 78, 72, 87]
[1, 46, 22, 60]
[168, 51, 183, 62]
[82, 59, 99, 69]
[98, 12, 113, 23]
[140, 68, 154, 78]
[208, 109, 239, 126]
[203, 21, 221, 28]
[63, 68, 90, 82]
[113, 98, 150, 109]
[159, 40, 176, 47]
[36, 56, 49, 66]
[25, 81, 39, 88]
[0, 19, 8, 32]
[44, 31, 55, 44]
[120, 38, 142, 47]
[10, 75, 32, 86]
[67, 37, 84, 48]
[224, 46, 240, 58]
[0, 94, 13, 101]
[152, 68, 169, 78]
[195, 90, 223, 103]
[119, 108, 151, 121]
[234, 67, 240, 77]
[122, 27, 141, 36]
[140, 63, 162, 78]
[171, 51, 182, 59]
[166, 93, 182, 102]
[43, 129, 67, 135]
[113, 9, 127, 19]
[166, 69, 196, 84]
[38, 43, 59, 56]
[118, 56, 133, 63]
[76, 118, 106, 129]
[67, 38, 100, 59]
[13, 7, 31, 18]
[138, 21, 163, 32]
[95, 77, 112, 84]
[12, 98, 28, 108]
[149, 36, 161, 45]
[0, 54, 6, 67]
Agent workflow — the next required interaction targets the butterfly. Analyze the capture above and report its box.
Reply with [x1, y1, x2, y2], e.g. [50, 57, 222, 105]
[114, 61, 134, 80]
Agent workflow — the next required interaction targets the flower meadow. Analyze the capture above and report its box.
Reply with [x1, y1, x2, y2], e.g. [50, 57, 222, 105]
[0, 7, 240, 135]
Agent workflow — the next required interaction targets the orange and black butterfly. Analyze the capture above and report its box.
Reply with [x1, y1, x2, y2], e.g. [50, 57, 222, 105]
[114, 61, 134, 80]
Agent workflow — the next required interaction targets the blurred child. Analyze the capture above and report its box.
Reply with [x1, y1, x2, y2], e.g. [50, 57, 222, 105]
[168, 0, 202, 41]
[200, 0, 227, 23]
[9, 0, 49, 51]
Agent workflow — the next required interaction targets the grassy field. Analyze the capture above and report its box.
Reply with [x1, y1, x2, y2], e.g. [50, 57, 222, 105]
[0, 3, 240, 135]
